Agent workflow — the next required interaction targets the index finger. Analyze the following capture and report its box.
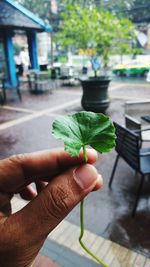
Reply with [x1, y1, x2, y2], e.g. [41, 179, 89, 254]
[0, 148, 98, 191]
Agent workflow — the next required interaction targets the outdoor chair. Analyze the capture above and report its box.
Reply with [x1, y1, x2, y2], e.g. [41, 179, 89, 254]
[125, 100, 150, 142]
[27, 71, 52, 94]
[125, 114, 150, 143]
[0, 77, 22, 104]
[109, 122, 150, 216]
[59, 66, 71, 85]
[125, 100, 150, 118]
[0, 82, 4, 104]
[59, 66, 79, 86]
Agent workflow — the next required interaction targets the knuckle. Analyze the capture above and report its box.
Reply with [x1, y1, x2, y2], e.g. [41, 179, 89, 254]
[9, 153, 27, 165]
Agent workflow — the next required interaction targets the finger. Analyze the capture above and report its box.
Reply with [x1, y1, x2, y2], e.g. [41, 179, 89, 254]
[19, 182, 48, 200]
[92, 174, 103, 191]
[0, 202, 11, 217]
[19, 185, 37, 201]
[35, 181, 48, 194]
[0, 193, 13, 217]
[0, 192, 13, 208]
[0, 148, 98, 192]
[8, 164, 102, 252]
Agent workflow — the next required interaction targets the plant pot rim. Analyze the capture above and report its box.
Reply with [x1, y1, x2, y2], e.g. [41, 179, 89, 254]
[80, 76, 111, 82]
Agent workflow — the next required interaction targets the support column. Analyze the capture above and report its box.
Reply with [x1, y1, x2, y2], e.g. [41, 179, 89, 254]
[27, 31, 39, 70]
[3, 31, 18, 86]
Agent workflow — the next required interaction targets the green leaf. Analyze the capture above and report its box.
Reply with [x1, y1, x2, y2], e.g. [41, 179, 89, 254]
[55, 4, 135, 67]
[52, 111, 116, 157]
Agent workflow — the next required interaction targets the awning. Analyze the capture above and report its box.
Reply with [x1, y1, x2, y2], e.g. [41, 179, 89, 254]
[0, 0, 52, 32]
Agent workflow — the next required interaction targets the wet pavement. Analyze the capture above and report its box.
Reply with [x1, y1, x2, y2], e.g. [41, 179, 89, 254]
[0, 78, 150, 259]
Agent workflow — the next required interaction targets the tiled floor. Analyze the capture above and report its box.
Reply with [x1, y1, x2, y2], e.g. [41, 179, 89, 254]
[1, 79, 150, 266]
[12, 196, 150, 267]
[34, 254, 60, 267]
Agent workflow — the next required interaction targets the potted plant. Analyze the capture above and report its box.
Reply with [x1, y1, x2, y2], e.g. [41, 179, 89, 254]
[81, 55, 111, 113]
[56, 4, 135, 113]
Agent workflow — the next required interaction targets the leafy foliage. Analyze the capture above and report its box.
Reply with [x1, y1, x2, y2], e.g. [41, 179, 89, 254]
[100, 0, 150, 23]
[18, 0, 50, 20]
[52, 111, 115, 267]
[52, 111, 116, 157]
[55, 4, 135, 67]
[127, 0, 150, 23]
[17, 0, 60, 31]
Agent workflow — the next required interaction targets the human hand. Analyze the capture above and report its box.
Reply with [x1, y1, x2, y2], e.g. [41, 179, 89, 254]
[0, 148, 103, 267]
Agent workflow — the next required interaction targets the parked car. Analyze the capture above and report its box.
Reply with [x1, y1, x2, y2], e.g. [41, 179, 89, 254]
[146, 70, 150, 82]
[112, 60, 150, 77]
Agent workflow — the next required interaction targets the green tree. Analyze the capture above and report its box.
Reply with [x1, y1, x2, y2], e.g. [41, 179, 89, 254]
[101, 0, 150, 23]
[18, 0, 61, 31]
[18, 0, 51, 20]
[128, 0, 150, 23]
[17, 0, 150, 24]
[56, 4, 135, 71]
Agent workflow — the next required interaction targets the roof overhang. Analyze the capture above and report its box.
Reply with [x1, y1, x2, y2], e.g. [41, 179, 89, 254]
[0, 0, 52, 32]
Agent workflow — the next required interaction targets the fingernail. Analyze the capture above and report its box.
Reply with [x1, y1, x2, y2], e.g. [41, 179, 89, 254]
[73, 164, 98, 189]
[97, 174, 103, 187]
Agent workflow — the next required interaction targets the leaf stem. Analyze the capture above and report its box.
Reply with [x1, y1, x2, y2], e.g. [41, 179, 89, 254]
[83, 144, 88, 163]
[79, 145, 110, 267]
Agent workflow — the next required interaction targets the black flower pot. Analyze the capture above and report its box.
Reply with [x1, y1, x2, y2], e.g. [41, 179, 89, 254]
[80, 76, 111, 113]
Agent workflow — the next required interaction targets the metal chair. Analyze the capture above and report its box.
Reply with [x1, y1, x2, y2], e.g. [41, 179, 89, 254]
[125, 114, 150, 143]
[125, 100, 150, 142]
[125, 114, 142, 137]
[27, 71, 52, 94]
[125, 100, 150, 119]
[0, 77, 22, 104]
[109, 122, 150, 216]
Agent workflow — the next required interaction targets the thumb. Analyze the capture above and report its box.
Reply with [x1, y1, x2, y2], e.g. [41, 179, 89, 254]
[1, 164, 102, 267]
[13, 164, 102, 241]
